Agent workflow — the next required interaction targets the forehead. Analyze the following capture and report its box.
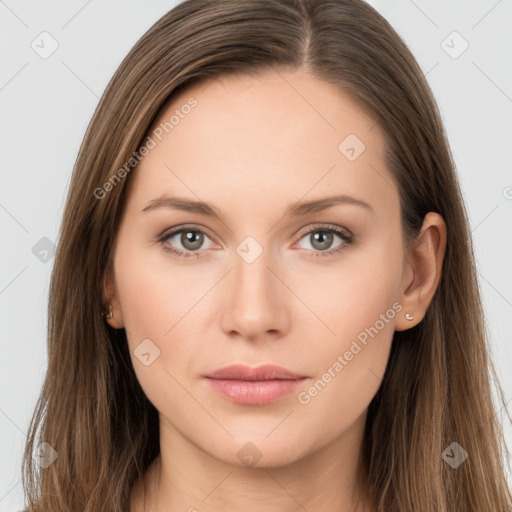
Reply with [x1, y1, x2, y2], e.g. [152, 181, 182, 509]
[127, 68, 397, 219]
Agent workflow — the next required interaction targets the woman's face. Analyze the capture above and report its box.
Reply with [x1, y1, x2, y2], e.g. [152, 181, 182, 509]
[106, 68, 412, 467]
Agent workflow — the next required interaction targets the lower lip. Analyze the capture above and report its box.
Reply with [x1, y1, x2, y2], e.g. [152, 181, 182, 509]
[205, 378, 307, 405]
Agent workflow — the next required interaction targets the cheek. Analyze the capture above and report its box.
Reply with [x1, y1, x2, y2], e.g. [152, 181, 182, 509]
[113, 239, 222, 385]
[291, 241, 402, 430]
[114, 235, 206, 341]
[113, 244, 212, 415]
[294, 232, 403, 346]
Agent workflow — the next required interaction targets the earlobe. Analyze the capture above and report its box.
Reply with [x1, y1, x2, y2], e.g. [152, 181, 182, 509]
[395, 212, 447, 332]
[101, 269, 125, 329]
[103, 303, 124, 329]
[102, 304, 113, 320]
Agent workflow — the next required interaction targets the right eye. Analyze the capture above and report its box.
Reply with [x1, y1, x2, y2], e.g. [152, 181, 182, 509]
[158, 226, 216, 258]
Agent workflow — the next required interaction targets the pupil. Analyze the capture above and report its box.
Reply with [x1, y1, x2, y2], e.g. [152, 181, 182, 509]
[313, 231, 332, 250]
[182, 231, 203, 250]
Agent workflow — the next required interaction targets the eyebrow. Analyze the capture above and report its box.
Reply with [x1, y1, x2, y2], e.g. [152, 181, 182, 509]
[141, 194, 374, 218]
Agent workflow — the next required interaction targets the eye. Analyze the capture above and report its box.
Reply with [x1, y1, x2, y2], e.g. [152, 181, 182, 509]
[157, 223, 354, 259]
[157, 226, 215, 258]
[294, 224, 353, 258]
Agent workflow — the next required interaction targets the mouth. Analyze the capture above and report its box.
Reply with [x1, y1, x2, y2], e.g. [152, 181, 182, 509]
[203, 364, 308, 405]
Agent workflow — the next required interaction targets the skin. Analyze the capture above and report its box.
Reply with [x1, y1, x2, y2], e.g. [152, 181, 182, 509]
[104, 67, 447, 512]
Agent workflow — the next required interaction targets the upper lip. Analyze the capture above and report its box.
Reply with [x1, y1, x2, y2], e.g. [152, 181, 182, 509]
[204, 364, 307, 381]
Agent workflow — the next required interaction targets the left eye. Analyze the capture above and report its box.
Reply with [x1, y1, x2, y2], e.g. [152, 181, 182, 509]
[295, 226, 350, 255]
[158, 225, 353, 259]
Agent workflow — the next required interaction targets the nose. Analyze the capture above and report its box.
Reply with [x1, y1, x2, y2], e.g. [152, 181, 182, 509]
[219, 246, 291, 343]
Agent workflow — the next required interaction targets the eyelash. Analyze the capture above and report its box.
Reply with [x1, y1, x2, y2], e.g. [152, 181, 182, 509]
[156, 224, 354, 259]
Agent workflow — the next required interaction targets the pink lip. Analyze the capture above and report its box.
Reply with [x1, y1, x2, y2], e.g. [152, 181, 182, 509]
[204, 364, 308, 405]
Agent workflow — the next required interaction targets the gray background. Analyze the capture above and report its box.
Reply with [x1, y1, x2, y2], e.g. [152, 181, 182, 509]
[1, 0, 511, 509]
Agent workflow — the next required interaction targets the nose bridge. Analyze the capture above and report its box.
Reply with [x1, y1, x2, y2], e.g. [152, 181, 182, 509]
[232, 239, 277, 310]
[219, 236, 288, 339]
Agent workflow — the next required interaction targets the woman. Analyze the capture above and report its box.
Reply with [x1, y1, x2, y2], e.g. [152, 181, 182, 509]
[21, 0, 512, 511]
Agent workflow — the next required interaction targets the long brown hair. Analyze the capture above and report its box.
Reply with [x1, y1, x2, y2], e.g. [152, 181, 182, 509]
[21, 0, 512, 510]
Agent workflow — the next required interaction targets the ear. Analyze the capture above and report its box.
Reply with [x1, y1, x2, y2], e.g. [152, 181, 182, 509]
[395, 212, 447, 331]
[101, 266, 125, 329]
